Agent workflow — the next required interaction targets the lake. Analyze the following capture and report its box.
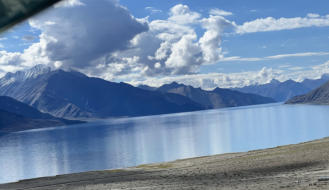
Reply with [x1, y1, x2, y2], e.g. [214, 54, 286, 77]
[1, 103, 329, 184]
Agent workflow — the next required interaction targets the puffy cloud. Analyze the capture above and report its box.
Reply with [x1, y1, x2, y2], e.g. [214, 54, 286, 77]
[0, 35, 53, 76]
[101, 4, 234, 79]
[236, 14, 329, 34]
[0, 51, 25, 76]
[0, 51, 22, 66]
[0, 0, 148, 76]
[164, 33, 202, 74]
[168, 4, 201, 24]
[28, 0, 148, 70]
[1, 1, 329, 88]
[200, 15, 234, 63]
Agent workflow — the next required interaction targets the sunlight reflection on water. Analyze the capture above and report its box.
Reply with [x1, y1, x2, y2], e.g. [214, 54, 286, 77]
[1, 103, 329, 183]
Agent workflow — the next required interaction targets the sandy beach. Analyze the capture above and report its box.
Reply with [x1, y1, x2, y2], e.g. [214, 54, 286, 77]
[1, 137, 329, 190]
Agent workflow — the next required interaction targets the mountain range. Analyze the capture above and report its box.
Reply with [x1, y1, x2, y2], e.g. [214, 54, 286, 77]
[232, 75, 329, 102]
[140, 82, 276, 109]
[0, 96, 81, 133]
[286, 81, 329, 105]
[2, 65, 328, 132]
[0, 65, 278, 121]
[0, 65, 203, 119]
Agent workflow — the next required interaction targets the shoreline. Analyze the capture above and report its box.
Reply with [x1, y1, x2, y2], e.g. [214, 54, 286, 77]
[1, 137, 329, 189]
[1, 102, 283, 134]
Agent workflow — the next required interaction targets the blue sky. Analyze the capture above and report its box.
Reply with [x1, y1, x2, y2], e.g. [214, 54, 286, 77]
[0, 0, 328, 89]
[119, 0, 329, 73]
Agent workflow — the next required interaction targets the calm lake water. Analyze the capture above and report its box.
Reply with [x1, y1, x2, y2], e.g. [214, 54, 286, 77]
[1, 103, 329, 183]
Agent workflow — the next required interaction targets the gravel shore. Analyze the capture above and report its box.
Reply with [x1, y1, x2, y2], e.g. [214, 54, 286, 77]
[1, 137, 329, 190]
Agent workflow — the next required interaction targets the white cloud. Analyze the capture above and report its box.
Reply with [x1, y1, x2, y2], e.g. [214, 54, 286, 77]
[0, 51, 26, 76]
[54, 0, 85, 8]
[130, 67, 283, 89]
[288, 66, 304, 71]
[0, 35, 53, 76]
[221, 52, 329, 62]
[307, 13, 320, 18]
[266, 52, 329, 59]
[0, 0, 148, 76]
[0, 65, 25, 77]
[131, 60, 329, 89]
[164, 33, 201, 74]
[209, 9, 233, 16]
[236, 14, 329, 34]
[97, 11, 329, 80]
[199, 15, 234, 64]
[28, 0, 148, 70]
[0, 51, 22, 66]
[98, 4, 234, 78]
[1, 2, 329, 87]
[221, 56, 262, 62]
[145, 7, 162, 14]
[168, 4, 201, 24]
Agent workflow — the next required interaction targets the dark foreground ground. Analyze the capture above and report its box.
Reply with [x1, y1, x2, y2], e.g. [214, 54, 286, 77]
[1, 137, 329, 190]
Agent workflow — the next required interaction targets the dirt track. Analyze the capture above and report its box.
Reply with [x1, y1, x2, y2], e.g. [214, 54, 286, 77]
[1, 137, 329, 189]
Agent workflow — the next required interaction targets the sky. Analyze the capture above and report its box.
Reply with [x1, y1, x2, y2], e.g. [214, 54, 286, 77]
[0, 0, 328, 89]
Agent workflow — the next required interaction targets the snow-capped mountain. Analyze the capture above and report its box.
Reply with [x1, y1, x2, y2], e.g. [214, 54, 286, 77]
[0, 68, 203, 119]
[0, 65, 52, 87]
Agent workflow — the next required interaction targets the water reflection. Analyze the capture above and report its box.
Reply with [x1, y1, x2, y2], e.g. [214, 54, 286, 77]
[0, 103, 329, 183]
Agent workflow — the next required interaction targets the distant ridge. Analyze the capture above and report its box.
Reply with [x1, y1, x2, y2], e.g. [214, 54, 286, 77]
[142, 82, 276, 109]
[232, 75, 329, 101]
[138, 84, 157, 91]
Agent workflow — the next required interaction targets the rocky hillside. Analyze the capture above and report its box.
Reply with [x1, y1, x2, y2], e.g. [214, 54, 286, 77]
[0, 96, 81, 133]
[0, 66, 203, 119]
[286, 81, 329, 104]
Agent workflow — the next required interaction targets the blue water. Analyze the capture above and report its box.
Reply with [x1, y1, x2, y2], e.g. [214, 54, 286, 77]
[1, 103, 329, 184]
